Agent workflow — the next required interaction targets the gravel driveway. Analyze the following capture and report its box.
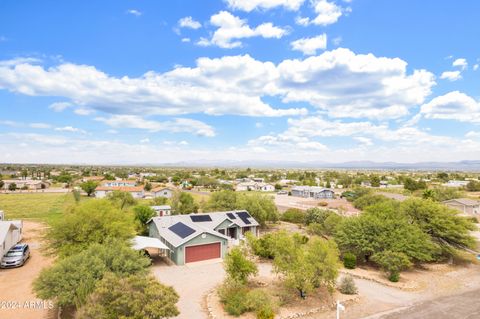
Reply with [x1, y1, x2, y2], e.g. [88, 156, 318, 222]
[152, 259, 226, 319]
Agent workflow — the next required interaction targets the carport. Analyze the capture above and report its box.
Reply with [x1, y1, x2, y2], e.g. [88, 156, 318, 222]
[131, 236, 170, 257]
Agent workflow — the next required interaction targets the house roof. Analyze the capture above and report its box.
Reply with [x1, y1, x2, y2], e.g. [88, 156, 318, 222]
[95, 186, 144, 192]
[148, 210, 259, 248]
[292, 186, 333, 192]
[443, 198, 480, 206]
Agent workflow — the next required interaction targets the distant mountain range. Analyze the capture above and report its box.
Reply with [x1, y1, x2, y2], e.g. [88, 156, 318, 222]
[158, 160, 480, 170]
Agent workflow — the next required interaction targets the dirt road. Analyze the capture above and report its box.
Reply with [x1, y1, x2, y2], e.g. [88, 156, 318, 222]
[0, 221, 55, 319]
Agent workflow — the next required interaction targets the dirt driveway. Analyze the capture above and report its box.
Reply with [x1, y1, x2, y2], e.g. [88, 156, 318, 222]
[0, 221, 54, 319]
[151, 259, 226, 319]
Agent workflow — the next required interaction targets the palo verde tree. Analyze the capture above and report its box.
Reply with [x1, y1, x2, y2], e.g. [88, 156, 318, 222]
[47, 199, 136, 256]
[224, 246, 258, 284]
[76, 273, 179, 319]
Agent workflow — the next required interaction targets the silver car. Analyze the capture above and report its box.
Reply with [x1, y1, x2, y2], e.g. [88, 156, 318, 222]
[0, 244, 30, 268]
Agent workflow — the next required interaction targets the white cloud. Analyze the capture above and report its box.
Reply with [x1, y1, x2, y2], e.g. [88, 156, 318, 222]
[420, 91, 480, 123]
[178, 16, 201, 29]
[466, 131, 480, 139]
[30, 123, 51, 129]
[198, 11, 288, 48]
[181, 38, 191, 43]
[332, 36, 342, 46]
[297, 0, 344, 26]
[55, 126, 86, 134]
[354, 136, 373, 146]
[473, 64, 479, 71]
[225, 0, 305, 11]
[291, 34, 327, 55]
[0, 55, 306, 118]
[452, 58, 467, 70]
[440, 70, 461, 81]
[126, 9, 142, 16]
[95, 115, 216, 137]
[74, 108, 95, 116]
[179, 140, 189, 145]
[140, 138, 150, 144]
[49, 101, 72, 112]
[276, 48, 435, 119]
[0, 49, 435, 120]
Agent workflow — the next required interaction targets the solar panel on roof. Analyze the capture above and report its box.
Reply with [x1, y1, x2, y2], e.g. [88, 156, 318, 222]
[169, 222, 196, 239]
[236, 211, 252, 225]
[226, 213, 236, 219]
[190, 215, 212, 222]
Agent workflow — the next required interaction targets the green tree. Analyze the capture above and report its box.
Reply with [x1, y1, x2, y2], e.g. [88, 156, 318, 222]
[371, 250, 412, 282]
[33, 241, 150, 308]
[224, 247, 258, 284]
[334, 201, 438, 265]
[8, 182, 17, 191]
[466, 180, 480, 192]
[144, 182, 152, 191]
[133, 205, 156, 235]
[273, 235, 339, 298]
[236, 193, 279, 226]
[203, 190, 237, 212]
[422, 189, 435, 200]
[171, 191, 198, 214]
[281, 208, 306, 224]
[47, 200, 136, 256]
[370, 176, 380, 187]
[353, 194, 392, 210]
[399, 198, 476, 254]
[107, 190, 137, 210]
[0, 180, 4, 189]
[80, 180, 98, 197]
[76, 273, 179, 319]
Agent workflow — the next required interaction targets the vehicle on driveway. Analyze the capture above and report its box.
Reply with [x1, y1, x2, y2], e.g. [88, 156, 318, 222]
[0, 244, 30, 268]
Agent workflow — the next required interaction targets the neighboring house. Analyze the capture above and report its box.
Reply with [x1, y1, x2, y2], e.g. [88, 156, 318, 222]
[291, 186, 335, 199]
[148, 211, 259, 265]
[1, 179, 49, 190]
[151, 187, 174, 198]
[101, 180, 137, 187]
[95, 186, 145, 199]
[151, 205, 172, 217]
[0, 219, 23, 257]
[236, 182, 275, 192]
[443, 198, 480, 216]
[443, 180, 469, 188]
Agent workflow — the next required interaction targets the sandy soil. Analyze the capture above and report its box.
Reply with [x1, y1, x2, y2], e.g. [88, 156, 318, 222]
[0, 221, 55, 319]
[275, 194, 359, 216]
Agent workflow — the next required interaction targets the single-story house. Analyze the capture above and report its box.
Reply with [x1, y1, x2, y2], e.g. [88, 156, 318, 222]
[443, 180, 469, 188]
[1, 179, 49, 190]
[148, 211, 259, 265]
[443, 198, 480, 216]
[151, 205, 172, 217]
[291, 186, 335, 199]
[101, 180, 137, 187]
[95, 186, 145, 199]
[236, 182, 275, 192]
[151, 187, 174, 198]
[0, 220, 23, 257]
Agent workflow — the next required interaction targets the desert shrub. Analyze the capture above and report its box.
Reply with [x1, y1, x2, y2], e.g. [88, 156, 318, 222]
[338, 276, 358, 295]
[343, 252, 357, 269]
[246, 232, 276, 259]
[318, 201, 328, 207]
[246, 289, 277, 318]
[353, 194, 392, 210]
[281, 208, 306, 224]
[224, 247, 258, 284]
[218, 280, 250, 316]
[388, 272, 400, 282]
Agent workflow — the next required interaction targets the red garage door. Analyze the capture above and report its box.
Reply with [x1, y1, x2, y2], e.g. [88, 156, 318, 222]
[185, 242, 221, 263]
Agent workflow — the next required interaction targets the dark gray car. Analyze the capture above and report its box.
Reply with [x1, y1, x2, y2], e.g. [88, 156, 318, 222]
[0, 244, 30, 268]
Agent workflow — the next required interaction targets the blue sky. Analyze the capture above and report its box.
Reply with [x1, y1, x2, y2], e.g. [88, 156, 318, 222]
[1, 0, 480, 164]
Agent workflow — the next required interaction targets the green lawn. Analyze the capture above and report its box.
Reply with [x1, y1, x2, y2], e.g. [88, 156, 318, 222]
[0, 192, 80, 224]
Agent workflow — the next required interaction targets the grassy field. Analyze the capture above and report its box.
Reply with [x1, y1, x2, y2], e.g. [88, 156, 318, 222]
[0, 193, 78, 224]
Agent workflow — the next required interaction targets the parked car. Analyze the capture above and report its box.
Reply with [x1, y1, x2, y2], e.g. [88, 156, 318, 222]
[0, 244, 30, 268]
[277, 190, 288, 195]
